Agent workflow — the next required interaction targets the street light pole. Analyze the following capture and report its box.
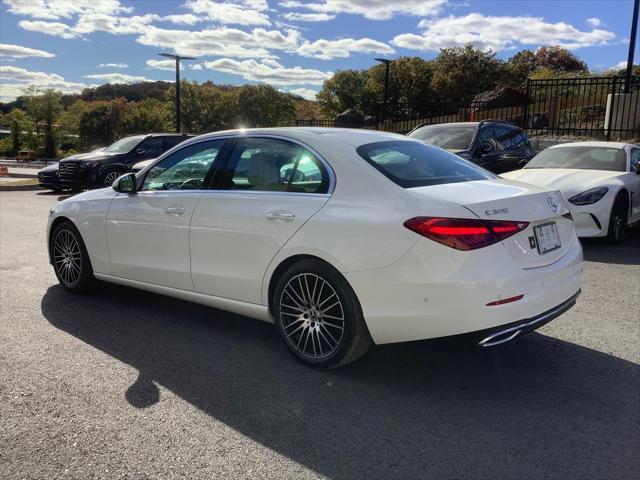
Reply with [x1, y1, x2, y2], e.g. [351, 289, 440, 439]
[158, 53, 197, 133]
[624, 0, 639, 93]
[375, 58, 392, 123]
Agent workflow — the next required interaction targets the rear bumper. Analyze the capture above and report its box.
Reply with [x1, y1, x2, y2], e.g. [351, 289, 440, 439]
[476, 289, 580, 347]
[345, 233, 583, 344]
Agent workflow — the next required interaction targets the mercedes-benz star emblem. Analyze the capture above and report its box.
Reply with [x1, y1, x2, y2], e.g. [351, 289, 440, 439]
[547, 196, 559, 213]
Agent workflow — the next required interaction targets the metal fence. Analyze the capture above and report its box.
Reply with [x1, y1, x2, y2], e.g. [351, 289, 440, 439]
[296, 76, 640, 140]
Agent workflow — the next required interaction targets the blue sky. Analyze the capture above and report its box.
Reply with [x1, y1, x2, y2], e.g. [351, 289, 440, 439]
[0, 0, 638, 102]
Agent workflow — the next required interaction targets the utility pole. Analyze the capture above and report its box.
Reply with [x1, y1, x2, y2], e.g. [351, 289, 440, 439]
[624, 0, 639, 92]
[158, 53, 197, 132]
[375, 58, 392, 122]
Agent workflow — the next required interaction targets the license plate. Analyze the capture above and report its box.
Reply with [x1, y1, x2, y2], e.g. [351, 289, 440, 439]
[534, 222, 561, 255]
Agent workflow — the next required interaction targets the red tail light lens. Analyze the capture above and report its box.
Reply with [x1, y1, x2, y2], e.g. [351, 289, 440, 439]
[404, 217, 529, 251]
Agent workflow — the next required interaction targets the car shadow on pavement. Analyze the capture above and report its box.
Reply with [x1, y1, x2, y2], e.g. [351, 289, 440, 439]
[41, 283, 639, 479]
[580, 225, 640, 265]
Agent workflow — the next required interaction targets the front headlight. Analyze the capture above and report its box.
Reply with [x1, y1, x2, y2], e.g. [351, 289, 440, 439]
[80, 160, 101, 167]
[569, 187, 609, 205]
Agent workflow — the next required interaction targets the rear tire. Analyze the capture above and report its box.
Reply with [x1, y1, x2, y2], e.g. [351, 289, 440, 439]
[606, 194, 628, 243]
[273, 259, 372, 368]
[50, 220, 95, 292]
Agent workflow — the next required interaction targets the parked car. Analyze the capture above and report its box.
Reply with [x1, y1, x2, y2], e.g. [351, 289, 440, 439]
[131, 158, 156, 173]
[408, 121, 534, 174]
[502, 142, 640, 242]
[47, 128, 582, 368]
[38, 148, 106, 192]
[16, 150, 36, 162]
[58, 133, 193, 189]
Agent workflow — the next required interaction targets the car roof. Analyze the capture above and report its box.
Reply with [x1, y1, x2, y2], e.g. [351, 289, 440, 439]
[193, 127, 411, 148]
[547, 141, 632, 150]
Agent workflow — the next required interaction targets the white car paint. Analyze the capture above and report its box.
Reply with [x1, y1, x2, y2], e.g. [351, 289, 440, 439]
[502, 142, 640, 238]
[48, 128, 583, 345]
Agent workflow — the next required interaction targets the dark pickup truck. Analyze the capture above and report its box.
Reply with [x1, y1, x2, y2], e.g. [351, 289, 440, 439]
[58, 133, 193, 189]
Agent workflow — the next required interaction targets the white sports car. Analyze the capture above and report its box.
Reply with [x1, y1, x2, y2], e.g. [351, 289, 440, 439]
[502, 142, 640, 242]
[47, 128, 583, 367]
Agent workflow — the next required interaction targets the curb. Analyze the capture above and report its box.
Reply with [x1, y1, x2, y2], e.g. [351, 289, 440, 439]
[0, 180, 41, 191]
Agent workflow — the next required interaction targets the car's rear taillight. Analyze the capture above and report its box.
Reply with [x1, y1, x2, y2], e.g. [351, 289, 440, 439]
[403, 217, 529, 251]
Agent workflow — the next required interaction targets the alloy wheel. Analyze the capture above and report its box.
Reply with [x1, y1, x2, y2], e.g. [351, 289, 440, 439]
[279, 273, 345, 360]
[53, 229, 82, 286]
[104, 171, 121, 186]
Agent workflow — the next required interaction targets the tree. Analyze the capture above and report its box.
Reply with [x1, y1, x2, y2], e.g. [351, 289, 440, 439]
[123, 98, 172, 134]
[430, 45, 506, 110]
[317, 70, 369, 117]
[78, 98, 129, 149]
[7, 109, 31, 153]
[235, 85, 296, 127]
[506, 49, 536, 86]
[24, 88, 63, 158]
[534, 46, 588, 74]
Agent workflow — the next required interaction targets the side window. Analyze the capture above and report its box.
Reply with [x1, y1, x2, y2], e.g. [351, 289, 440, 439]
[218, 137, 329, 193]
[478, 127, 500, 153]
[138, 138, 163, 157]
[141, 140, 224, 191]
[162, 137, 186, 152]
[630, 149, 640, 170]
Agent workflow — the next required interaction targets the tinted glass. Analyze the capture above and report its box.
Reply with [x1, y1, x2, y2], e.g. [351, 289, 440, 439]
[162, 137, 187, 152]
[525, 146, 627, 172]
[357, 141, 494, 188]
[408, 125, 475, 150]
[138, 138, 163, 156]
[630, 149, 640, 170]
[105, 136, 144, 153]
[141, 140, 224, 190]
[220, 137, 329, 193]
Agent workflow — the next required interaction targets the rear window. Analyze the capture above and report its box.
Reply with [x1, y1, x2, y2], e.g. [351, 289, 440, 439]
[356, 141, 494, 188]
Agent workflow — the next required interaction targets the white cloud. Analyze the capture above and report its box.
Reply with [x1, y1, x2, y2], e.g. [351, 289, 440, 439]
[278, 0, 446, 20]
[163, 14, 201, 25]
[587, 17, 601, 27]
[85, 72, 155, 84]
[282, 12, 335, 22]
[190, 64, 203, 70]
[3, 0, 132, 20]
[19, 20, 79, 39]
[146, 59, 184, 71]
[136, 26, 300, 59]
[392, 13, 617, 52]
[612, 60, 628, 70]
[297, 37, 394, 60]
[73, 13, 160, 35]
[0, 43, 55, 58]
[0, 66, 90, 101]
[185, 0, 271, 25]
[202, 58, 332, 85]
[98, 62, 128, 68]
[281, 87, 318, 100]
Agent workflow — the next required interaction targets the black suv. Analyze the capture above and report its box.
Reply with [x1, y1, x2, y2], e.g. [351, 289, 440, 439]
[58, 133, 193, 189]
[407, 121, 533, 174]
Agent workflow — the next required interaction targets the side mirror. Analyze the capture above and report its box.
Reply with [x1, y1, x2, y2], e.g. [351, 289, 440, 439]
[480, 142, 492, 154]
[112, 173, 137, 193]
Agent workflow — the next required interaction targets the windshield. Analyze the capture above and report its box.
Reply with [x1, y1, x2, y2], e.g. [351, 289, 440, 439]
[357, 141, 494, 188]
[525, 146, 627, 172]
[408, 125, 476, 150]
[104, 136, 144, 154]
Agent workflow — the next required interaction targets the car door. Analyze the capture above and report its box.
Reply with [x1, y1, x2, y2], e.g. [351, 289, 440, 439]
[628, 148, 640, 222]
[190, 136, 333, 304]
[105, 139, 226, 290]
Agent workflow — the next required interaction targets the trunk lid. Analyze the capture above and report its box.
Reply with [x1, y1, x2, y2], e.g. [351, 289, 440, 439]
[409, 179, 576, 268]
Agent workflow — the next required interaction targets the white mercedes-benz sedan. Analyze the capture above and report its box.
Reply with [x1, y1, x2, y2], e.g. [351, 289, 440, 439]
[47, 128, 583, 367]
[502, 142, 640, 242]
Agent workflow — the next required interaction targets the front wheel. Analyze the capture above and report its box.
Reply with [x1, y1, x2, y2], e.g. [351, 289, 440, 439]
[273, 259, 372, 368]
[50, 221, 95, 292]
[606, 195, 628, 243]
[101, 170, 123, 187]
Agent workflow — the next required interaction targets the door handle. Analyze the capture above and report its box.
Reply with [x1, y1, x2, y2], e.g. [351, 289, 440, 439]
[165, 206, 185, 215]
[266, 211, 295, 222]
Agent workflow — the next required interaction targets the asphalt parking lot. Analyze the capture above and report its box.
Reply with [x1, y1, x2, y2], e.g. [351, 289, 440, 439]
[1, 190, 639, 480]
